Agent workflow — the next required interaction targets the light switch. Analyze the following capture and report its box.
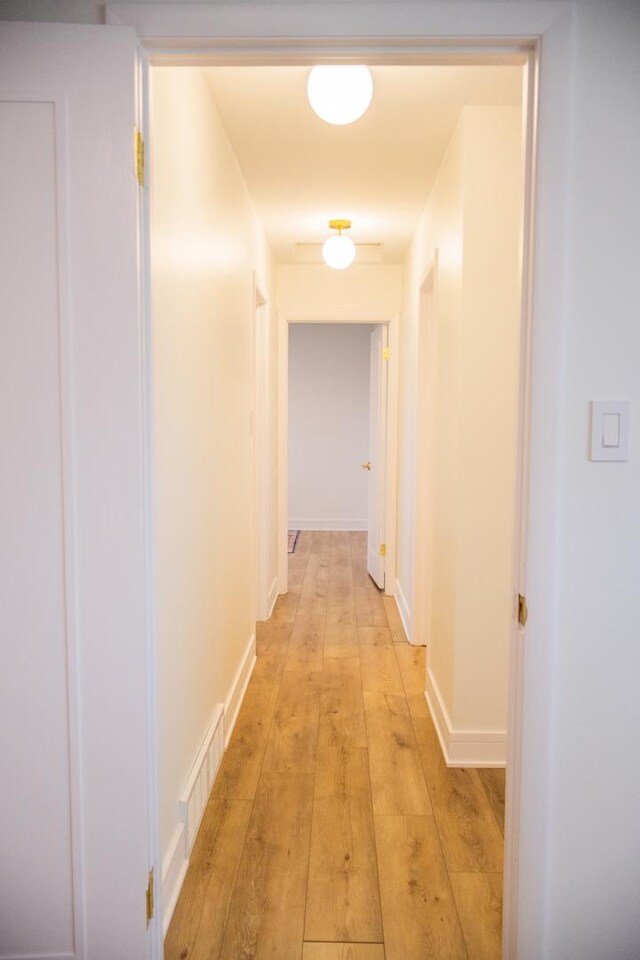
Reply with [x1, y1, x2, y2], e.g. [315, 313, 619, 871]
[590, 401, 630, 461]
[602, 413, 620, 448]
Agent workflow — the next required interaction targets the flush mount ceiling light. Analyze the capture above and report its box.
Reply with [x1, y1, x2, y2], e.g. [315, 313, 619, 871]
[322, 219, 356, 270]
[307, 65, 373, 125]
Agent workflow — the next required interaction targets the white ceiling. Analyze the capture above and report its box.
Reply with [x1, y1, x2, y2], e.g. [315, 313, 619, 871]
[203, 65, 523, 264]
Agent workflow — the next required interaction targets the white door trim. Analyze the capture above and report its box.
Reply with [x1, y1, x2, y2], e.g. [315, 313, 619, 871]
[117, 9, 567, 957]
[411, 252, 439, 649]
[278, 312, 399, 597]
[502, 46, 539, 960]
[253, 276, 272, 620]
[105, 1, 565, 55]
[366, 324, 389, 589]
[135, 43, 163, 958]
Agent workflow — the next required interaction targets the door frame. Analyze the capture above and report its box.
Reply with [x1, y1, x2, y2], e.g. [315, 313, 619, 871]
[278, 313, 398, 596]
[502, 50, 539, 959]
[135, 44, 163, 957]
[366, 323, 390, 590]
[252, 276, 273, 621]
[411, 253, 439, 648]
[110, 6, 561, 955]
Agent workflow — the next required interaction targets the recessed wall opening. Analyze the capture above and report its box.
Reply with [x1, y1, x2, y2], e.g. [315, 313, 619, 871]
[147, 56, 530, 959]
[288, 322, 378, 537]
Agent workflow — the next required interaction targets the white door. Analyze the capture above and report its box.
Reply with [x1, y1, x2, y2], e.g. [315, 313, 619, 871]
[366, 325, 388, 588]
[0, 23, 154, 959]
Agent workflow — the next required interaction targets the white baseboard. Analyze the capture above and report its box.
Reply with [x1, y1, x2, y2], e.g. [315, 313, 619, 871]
[394, 578, 412, 641]
[224, 633, 257, 747]
[178, 704, 225, 853]
[161, 822, 189, 938]
[266, 576, 279, 620]
[288, 517, 367, 531]
[164, 704, 225, 933]
[426, 666, 507, 767]
[163, 698, 224, 935]
[161, 634, 257, 934]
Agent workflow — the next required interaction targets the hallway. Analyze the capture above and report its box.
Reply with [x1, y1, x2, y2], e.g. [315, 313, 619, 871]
[165, 531, 505, 960]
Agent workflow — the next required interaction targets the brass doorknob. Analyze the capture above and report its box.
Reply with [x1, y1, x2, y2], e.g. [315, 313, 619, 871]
[362, 461, 371, 471]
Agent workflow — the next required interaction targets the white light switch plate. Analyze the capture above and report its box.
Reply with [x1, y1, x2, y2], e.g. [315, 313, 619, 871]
[590, 400, 630, 461]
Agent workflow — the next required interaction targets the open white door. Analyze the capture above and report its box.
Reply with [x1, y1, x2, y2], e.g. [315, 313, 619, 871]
[366, 325, 388, 588]
[0, 23, 154, 959]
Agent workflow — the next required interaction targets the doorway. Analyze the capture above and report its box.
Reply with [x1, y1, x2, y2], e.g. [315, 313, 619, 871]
[278, 310, 399, 596]
[285, 321, 392, 591]
[144, 48, 536, 960]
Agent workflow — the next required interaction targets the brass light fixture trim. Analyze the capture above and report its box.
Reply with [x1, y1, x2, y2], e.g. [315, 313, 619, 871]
[328, 219, 352, 232]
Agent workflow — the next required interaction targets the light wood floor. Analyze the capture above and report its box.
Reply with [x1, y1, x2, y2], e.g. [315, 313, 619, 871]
[165, 531, 505, 960]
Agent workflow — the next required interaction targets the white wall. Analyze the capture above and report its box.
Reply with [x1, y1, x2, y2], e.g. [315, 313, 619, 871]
[398, 105, 523, 759]
[288, 323, 371, 530]
[277, 263, 402, 319]
[456, 107, 522, 735]
[151, 66, 275, 885]
[398, 113, 464, 696]
[539, 3, 640, 956]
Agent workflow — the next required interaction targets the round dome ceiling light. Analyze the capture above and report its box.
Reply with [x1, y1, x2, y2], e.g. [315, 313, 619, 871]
[307, 65, 373, 125]
[322, 220, 356, 270]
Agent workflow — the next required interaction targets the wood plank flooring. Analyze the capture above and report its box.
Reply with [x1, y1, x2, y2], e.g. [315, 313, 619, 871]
[165, 531, 505, 960]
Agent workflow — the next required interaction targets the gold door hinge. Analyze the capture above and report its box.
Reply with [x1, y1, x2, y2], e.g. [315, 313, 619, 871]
[146, 868, 154, 927]
[134, 126, 145, 187]
[380, 543, 386, 557]
[518, 593, 528, 627]
[383, 346, 391, 360]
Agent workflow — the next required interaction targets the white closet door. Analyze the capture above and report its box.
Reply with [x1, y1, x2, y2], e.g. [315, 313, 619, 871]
[0, 23, 152, 959]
